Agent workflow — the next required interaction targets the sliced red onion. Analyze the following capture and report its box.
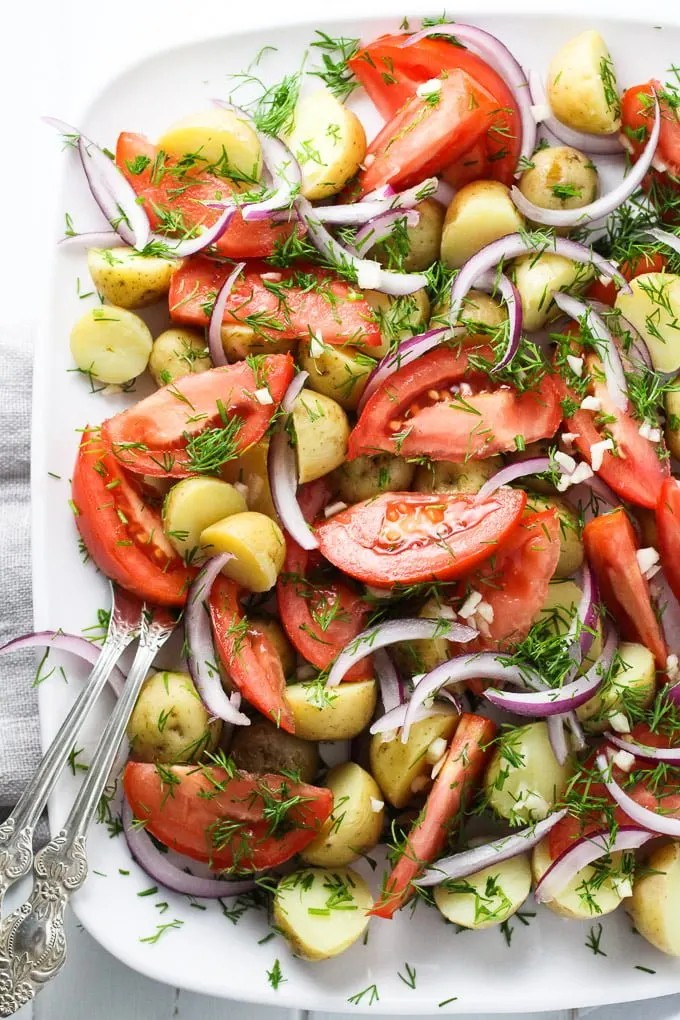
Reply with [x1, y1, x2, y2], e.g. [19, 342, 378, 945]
[207, 261, 246, 367]
[565, 712, 586, 751]
[311, 179, 438, 225]
[77, 136, 150, 251]
[416, 809, 568, 887]
[565, 475, 620, 524]
[363, 184, 397, 201]
[650, 569, 680, 661]
[565, 562, 599, 661]
[534, 824, 652, 903]
[148, 204, 237, 258]
[528, 70, 624, 155]
[606, 731, 680, 764]
[369, 699, 458, 736]
[473, 270, 522, 371]
[433, 180, 455, 207]
[318, 740, 352, 768]
[547, 716, 570, 765]
[404, 24, 535, 171]
[327, 619, 477, 689]
[59, 230, 126, 249]
[475, 457, 552, 503]
[597, 752, 680, 836]
[590, 301, 654, 372]
[483, 657, 604, 716]
[267, 372, 318, 551]
[0, 631, 125, 698]
[647, 227, 680, 257]
[352, 209, 420, 257]
[185, 553, 250, 726]
[511, 96, 659, 227]
[374, 648, 402, 714]
[356, 326, 452, 414]
[122, 800, 255, 898]
[552, 292, 628, 412]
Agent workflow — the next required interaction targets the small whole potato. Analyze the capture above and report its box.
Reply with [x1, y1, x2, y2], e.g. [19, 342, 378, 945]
[87, 247, 175, 309]
[248, 616, 296, 678]
[149, 328, 212, 387]
[369, 199, 444, 272]
[200, 511, 285, 592]
[441, 181, 525, 269]
[70, 305, 153, 384]
[524, 493, 584, 578]
[334, 454, 415, 504]
[292, 390, 350, 483]
[434, 855, 532, 930]
[301, 762, 384, 867]
[230, 719, 318, 783]
[513, 252, 594, 332]
[577, 642, 656, 733]
[627, 841, 680, 956]
[519, 146, 598, 226]
[273, 866, 373, 960]
[485, 721, 573, 825]
[532, 837, 627, 920]
[127, 671, 221, 763]
[414, 456, 503, 495]
[370, 713, 459, 808]
[547, 30, 621, 135]
[285, 680, 377, 741]
[284, 88, 366, 200]
[299, 341, 375, 411]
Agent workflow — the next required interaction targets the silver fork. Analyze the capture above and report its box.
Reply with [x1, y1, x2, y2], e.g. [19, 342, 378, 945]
[0, 582, 142, 912]
[0, 602, 177, 1018]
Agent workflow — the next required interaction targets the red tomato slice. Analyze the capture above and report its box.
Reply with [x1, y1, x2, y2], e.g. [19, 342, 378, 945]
[168, 255, 382, 348]
[586, 251, 668, 306]
[583, 508, 667, 669]
[123, 763, 332, 872]
[356, 69, 498, 197]
[620, 81, 680, 221]
[560, 354, 669, 509]
[208, 576, 295, 732]
[116, 132, 301, 259]
[349, 348, 561, 462]
[71, 431, 194, 606]
[102, 354, 293, 477]
[656, 478, 680, 606]
[316, 488, 526, 587]
[371, 713, 496, 918]
[349, 34, 521, 186]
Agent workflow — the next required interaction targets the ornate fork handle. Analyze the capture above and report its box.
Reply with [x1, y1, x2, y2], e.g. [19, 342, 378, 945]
[0, 605, 176, 1017]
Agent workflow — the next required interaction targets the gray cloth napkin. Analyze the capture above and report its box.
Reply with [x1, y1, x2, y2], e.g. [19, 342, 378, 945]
[0, 326, 39, 822]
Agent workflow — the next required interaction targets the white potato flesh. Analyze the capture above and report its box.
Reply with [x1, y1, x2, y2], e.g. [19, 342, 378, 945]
[441, 181, 525, 269]
[291, 390, 349, 483]
[369, 199, 445, 273]
[485, 721, 573, 825]
[163, 477, 247, 563]
[615, 273, 680, 373]
[220, 439, 278, 520]
[273, 866, 373, 960]
[365, 290, 431, 357]
[547, 30, 621, 135]
[627, 841, 680, 956]
[577, 642, 656, 732]
[299, 341, 374, 411]
[513, 252, 594, 332]
[284, 89, 366, 200]
[87, 247, 175, 309]
[70, 306, 152, 384]
[301, 763, 384, 867]
[200, 511, 285, 592]
[334, 454, 415, 504]
[524, 493, 584, 578]
[148, 328, 212, 387]
[431, 287, 506, 333]
[532, 837, 626, 919]
[434, 855, 532, 930]
[369, 714, 459, 808]
[157, 106, 262, 179]
[285, 680, 377, 741]
[127, 671, 220, 763]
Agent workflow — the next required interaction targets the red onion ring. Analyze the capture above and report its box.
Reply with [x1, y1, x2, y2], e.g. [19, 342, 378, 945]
[207, 261, 246, 367]
[483, 656, 605, 715]
[648, 227, 680, 257]
[534, 824, 652, 903]
[149, 205, 237, 259]
[649, 569, 680, 670]
[416, 809, 568, 887]
[122, 800, 256, 898]
[528, 70, 624, 155]
[597, 752, 680, 836]
[606, 731, 680, 764]
[352, 209, 420, 257]
[475, 457, 553, 502]
[403, 24, 535, 172]
[432, 180, 455, 207]
[374, 648, 402, 714]
[267, 371, 318, 552]
[473, 271, 523, 371]
[547, 716, 570, 765]
[0, 631, 125, 698]
[310, 179, 438, 225]
[59, 230, 126, 249]
[327, 619, 477, 689]
[318, 740, 352, 768]
[369, 699, 458, 736]
[77, 136, 150, 251]
[565, 562, 600, 662]
[185, 553, 250, 726]
[552, 292, 628, 411]
[356, 326, 452, 414]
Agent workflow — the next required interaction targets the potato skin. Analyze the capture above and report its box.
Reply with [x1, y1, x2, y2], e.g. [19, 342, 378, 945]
[431, 287, 506, 334]
[441, 181, 525, 269]
[334, 454, 415, 504]
[519, 146, 598, 232]
[369, 199, 444, 272]
[220, 323, 296, 362]
[627, 842, 680, 956]
[285, 680, 377, 741]
[292, 390, 350, 483]
[299, 341, 374, 411]
[200, 512, 286, 592]
[229, 719, 318, 783]
[434, 855, 532, 930]
[127, 671, 221, 763]
[514, 252, 594, 332]
[576, 642, 656, 732]
[524, 493, 583, 578]
[301, 762, 384, 866]
[273, 866, 373, 960]
[532, 837, 626, 920]
[369, 713, 459, 808]
[414, 457, 503, 495]
[149, 327, 212, 387]
[87, 247, 175, 309]
[365, 290, 430, 357]
[547, 30, 621, 135]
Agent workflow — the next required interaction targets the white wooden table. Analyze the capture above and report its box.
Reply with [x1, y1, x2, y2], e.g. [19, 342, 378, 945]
[5, 0, 680, 1016]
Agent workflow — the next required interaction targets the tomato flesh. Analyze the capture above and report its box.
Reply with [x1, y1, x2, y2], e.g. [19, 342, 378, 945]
[656, 478, 680, 607]
[586, 252, 668, 306]
[620, 81, 680, 222]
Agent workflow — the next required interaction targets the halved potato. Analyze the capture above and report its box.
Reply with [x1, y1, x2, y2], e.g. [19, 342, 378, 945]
[148, 327, 212, 387]
[513, 252, 594, 332]
[157, 106, 262, 179]
[524, 493, 584, 578]
[200, 511, 285, 592]
[87, 247, 175, 309]
[221, 439, 277, 520]
[576, 642, 656, 733]
[70, 305, 152, 384]
[127, 670, 221, 763]
[285, 680, 377, 741]
[299, 340, 375, 411]
[532, 837, 626, 919]
[301, 763, 384, 867]
[284, 88, 366, 200]
[537, 578, 603, 666]
[370, 713, 459, 808]
[626, 841, 680, 956]
[163, 477, 246, 563]
[369, 199, 444, 272]
[365, 289, 431, 357]
[441, 181, 525, 269]
[414, 456, 503, 495]
[292, 390, 349, 483]
[434, 855, 532, 930]
[273, 866, 373, 960]
[220, 321, 296, 362]
[485, 721, 573, 825]
[547, 30, 621, 135]
[666, 378, 680, 460]
[334, 454, 415, 504]
[615, 273, 680, 373]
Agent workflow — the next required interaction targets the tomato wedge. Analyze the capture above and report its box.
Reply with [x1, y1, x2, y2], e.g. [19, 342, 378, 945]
[583, 508, 667, 669]
[116, 132, 301, 258]
[371, 713, 496, 918]
[102, 354, 293, 477]
[123, 763, 332, 872]
[349, 34, 521, 186]
[620, 81, 680, 222]
[316, 488, 526, 587]
[656, 478, 680, 606]
[169, 255, 382, 348]
[356, 69, 498, 197]
[349, 348, 561, 462]
[71, 430, 194, 606]
[586, 251, 668, 306]
[208, 576, 295, 732]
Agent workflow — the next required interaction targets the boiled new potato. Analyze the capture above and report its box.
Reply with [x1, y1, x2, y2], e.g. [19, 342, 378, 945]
[230, 719, 318, 783]
[220, 321, 296, 361]
[524, 493, 584, 578]
[127, 671, 221, 763]
[369, 199, 445, 272]
[506, 440, 554, 494]
[627, 841, 680, 956]
[547, 30, 621, 135]
[285, 680, 377, 741]
[302, 763, 384, 867]
[248, 616, 296, 677]
[441, 181, 525, 269]
[370, 713, 459, 808]
[513, 251, 594, 332]
[70, 305, 152, 384]
[434, 855, 532, 930]
[221, 439, 277, 519]
[334, 454, 415, 504]
[87, 247, 175, 309]
[284, 88, 366, 200]
[532, 837, 627, 919]
[291, 390, 349, 483]
[366, 290, 431, 356]
[485, 722, 573, 825]
[537, 578, 603, 666]
[157, 106, 262, 179]
[666, 378, 680, 460]
[299, 340, 374, 411]
[576, 642, 656, 733]
[389, 596, 453, 676]
[200, 512, 285, 592]
[273, 866, 372, 960]
[163, 477, 247, 563]
[518, 146, 598, 225]
[431, 287, 506, 334]
[149, 327, 212, 387]
[414, 456, 503, 495]
[615, 273, 680, 373]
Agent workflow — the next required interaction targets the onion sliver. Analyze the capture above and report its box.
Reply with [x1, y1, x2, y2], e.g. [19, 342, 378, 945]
[476, 457, 553, 503]
[353, 209, 419, 257]
[356, 326, 452, 414]
[374, 648, 402, 714]
[122, 800, 255, 898]
[553, 292, 628, 411]
[0, 631, 126, 698]
[548, 716, 570, 765]
[185, 553, 250, 726]
[649, 569, 680, 679]
[528, 70, 624, 155]
[534, 824, 652, 903]
[310, 179, 438, 225]
[404, 24, 535, 170]
[370, 699, 458, 736]
[511, 96, 660, 228]
[474, 271, 522, 371]
[647, 227, 680, 257]
[148, 204, 237, 259]
[483, 655, 605, 716]
[267, 371, 318, 552]
[77, 137, 150, 251]
[565, 561, 600, 661]
[416, 809, 568, 887]
[327, 619, 477, 689]
[318, 740, 352, 768]
[207, 261, 246, 366]
[597, 752, 680, 836]
[59, 230, 125, 249]
[606, 731, 680, 764]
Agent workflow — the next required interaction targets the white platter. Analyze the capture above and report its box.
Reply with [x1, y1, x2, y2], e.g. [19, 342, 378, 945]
[33, 0, 680, 1012]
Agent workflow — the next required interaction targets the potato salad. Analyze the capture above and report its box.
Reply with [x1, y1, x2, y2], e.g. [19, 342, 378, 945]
[36, 17, 680, 968]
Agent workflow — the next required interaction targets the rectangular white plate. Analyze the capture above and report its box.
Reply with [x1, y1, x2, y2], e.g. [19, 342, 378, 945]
[33, 0, 680, 1012]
